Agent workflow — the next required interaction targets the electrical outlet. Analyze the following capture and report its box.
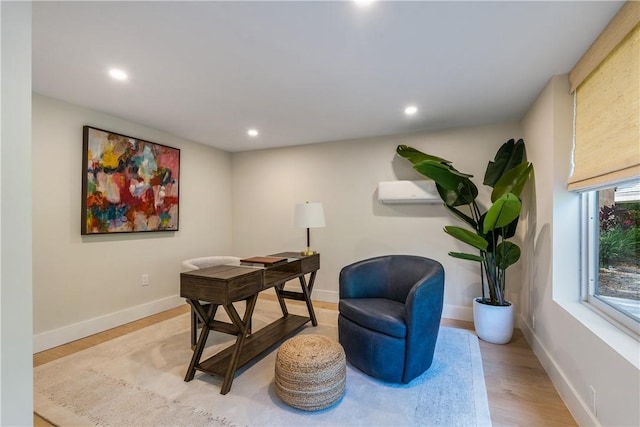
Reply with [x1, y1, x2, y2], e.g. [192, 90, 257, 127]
[590, 385, 597, 416]
[532, 314, 535, 330]
[141, 274, 149, 286]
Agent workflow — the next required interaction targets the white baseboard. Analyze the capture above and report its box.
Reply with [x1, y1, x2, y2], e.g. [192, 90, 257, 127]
[33, 295, 185, 353]
[33, 293, 476, 353]
[312, 288, 339, 303]
[519, 316, 600, 427]
[443, 303, 474, 322]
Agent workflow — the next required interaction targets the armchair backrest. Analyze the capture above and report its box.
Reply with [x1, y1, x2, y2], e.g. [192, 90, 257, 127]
[339, 255, 443, 303]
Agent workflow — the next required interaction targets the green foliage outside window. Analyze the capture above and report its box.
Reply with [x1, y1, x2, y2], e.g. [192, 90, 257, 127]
[599, 203, 640, 267]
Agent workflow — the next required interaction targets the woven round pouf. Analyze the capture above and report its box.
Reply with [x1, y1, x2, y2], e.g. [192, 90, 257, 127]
[275, 334, 346, 411]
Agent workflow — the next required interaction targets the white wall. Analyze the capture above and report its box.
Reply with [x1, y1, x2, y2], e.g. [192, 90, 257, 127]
[231, 122, 523, 320]
[32, 94, 234, 351]
[26, 73, 640, 426]
[1, 1, 33, 424]
[521, 75, 640, 427]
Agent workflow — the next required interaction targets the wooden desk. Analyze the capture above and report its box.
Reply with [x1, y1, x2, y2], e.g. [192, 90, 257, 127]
[180, 252, 319, 394]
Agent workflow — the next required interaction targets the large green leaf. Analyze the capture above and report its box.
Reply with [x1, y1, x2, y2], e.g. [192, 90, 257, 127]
[436, 182, 478, 207]
[491, 162, 533, 202]
[396, 145, 450, 165]
[449, 252, 484, 262]
[411, 161, 476, 205]
[445, 204, 477, 229]
[413, 161, 463, 190]
[500, 215, 519, 239]
[444, 226, 488, 251]
[396, 144, 478, 207]
[437, 185, 463, 206]
[413, 160, 475, 190]
[481, 213, 519, 252]
[495, 241, 521, 269]
[413, 161, 473, 185]
[483, 193, 521, 234]
[483, 139, 526, 187]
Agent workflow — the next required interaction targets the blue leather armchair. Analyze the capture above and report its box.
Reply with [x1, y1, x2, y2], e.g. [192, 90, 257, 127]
[338, 255, 445, 384]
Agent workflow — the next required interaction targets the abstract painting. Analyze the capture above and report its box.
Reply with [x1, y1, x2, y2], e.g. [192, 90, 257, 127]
[82, 126, 180, 234]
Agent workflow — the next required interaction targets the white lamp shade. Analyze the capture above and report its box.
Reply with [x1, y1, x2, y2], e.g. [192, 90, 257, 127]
[294, 202, 326, 228]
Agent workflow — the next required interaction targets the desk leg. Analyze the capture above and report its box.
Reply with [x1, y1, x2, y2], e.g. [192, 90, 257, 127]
[299, 272, 318, 327]
[184, 313, 212, 382]
[190, 307, 197, 348]
[191, 302, 218, 349]
[274, 284, 289, 317]
[220, 294, 258, 395]
[244, 298, 253, 335]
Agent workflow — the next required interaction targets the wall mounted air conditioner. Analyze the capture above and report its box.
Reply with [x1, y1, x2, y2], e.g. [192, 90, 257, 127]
[377, 180, 440, 204]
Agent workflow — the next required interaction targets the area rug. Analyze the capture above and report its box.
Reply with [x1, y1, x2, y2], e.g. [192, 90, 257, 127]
[34, 300, 491, 426]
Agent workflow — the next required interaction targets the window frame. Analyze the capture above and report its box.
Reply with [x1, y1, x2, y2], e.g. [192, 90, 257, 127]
[581, 188, 640, 337]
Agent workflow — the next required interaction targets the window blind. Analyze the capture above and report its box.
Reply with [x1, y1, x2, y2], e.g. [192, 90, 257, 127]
[568, 2, 640, 191]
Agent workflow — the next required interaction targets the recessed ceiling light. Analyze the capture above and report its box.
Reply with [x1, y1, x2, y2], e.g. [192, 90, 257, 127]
[404, 105, 418, 116]
[354, 0, 375, 7]
[109, 68, 128, 81]
[247, 129, 259, 137]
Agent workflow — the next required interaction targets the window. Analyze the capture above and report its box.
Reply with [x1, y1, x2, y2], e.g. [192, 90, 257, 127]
[571, 3, 639, 334]
[582, 178, 640, 334]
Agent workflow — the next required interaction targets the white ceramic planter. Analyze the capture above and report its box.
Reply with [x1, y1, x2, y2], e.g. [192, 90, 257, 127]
[473, 298, 514, 344]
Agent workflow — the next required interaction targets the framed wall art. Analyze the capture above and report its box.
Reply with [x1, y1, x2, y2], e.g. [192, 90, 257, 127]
[82, 126, 180, 235]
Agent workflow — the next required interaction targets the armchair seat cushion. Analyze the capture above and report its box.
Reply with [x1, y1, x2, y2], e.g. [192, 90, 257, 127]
[339, 298, 406, 338]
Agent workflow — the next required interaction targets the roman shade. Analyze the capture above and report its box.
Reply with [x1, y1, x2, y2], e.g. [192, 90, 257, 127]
[568, 2, 640, 191]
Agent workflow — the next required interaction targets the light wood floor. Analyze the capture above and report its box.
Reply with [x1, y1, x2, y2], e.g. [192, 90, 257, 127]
[34, 298, 576, 426]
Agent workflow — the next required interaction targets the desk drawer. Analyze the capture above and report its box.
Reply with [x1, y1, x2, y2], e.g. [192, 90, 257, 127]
[181, 268, 263, 304]
[269, 252, 320, 274]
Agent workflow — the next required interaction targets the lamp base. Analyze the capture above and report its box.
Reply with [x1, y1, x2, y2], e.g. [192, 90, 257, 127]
[300, 249, 316, 256]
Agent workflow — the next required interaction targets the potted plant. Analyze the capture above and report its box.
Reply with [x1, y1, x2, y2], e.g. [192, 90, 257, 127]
[396, 139, 533, 344]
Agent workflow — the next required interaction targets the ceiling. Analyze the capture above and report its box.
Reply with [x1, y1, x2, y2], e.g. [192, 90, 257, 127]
[32, 1, 623, 152]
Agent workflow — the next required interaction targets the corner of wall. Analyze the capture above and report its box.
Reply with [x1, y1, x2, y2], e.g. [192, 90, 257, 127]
[521, 74, 640, 427]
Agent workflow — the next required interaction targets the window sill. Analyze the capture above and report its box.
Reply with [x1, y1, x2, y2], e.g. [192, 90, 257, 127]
[556, 299, 640, 369]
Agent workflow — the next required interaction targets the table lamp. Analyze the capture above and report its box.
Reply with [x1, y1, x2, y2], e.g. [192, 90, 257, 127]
[294, 202, 325, 256]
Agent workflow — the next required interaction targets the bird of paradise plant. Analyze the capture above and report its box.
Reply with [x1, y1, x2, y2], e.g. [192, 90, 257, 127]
[397, 139, 533, 306]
